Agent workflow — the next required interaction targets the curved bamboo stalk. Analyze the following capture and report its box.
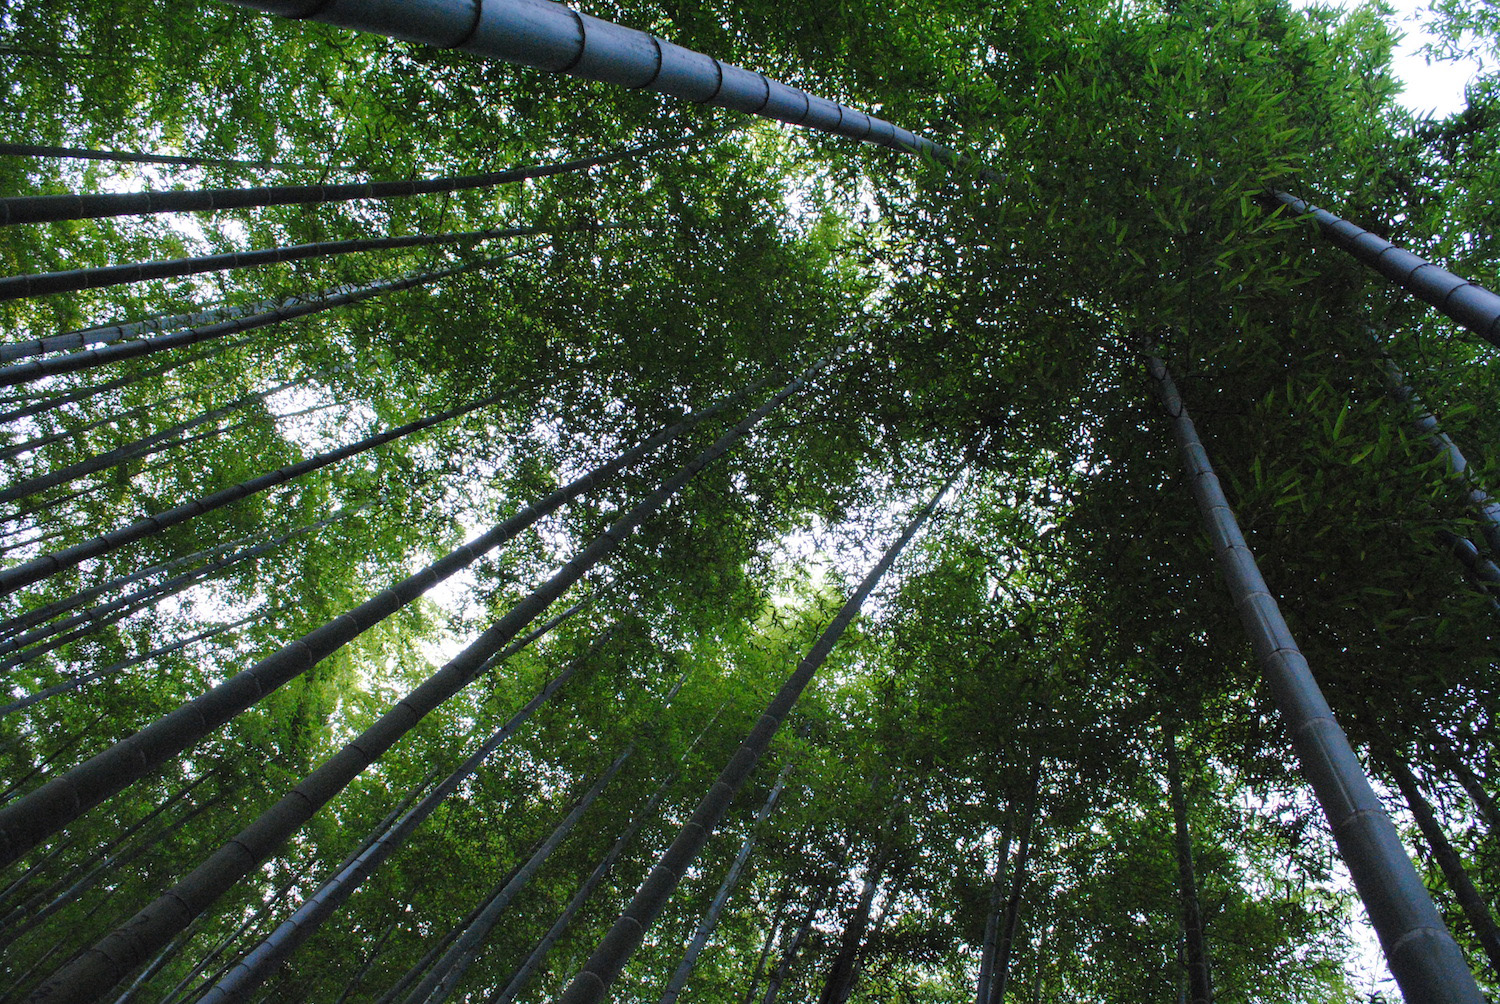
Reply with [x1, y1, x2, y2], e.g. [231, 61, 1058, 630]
[1148, 356, 1482, 1004]
[0, 136, 690, 225]
[0, 142, 326, 171]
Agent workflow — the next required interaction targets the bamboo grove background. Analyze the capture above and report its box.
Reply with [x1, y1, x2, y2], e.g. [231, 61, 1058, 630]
[1, 0, 1500, 1001]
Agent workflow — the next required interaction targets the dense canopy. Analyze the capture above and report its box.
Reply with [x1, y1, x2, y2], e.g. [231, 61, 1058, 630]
[1, 0, 1499, 1002]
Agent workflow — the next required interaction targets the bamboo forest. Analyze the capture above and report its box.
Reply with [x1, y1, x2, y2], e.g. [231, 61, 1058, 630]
[4, 0, 1500, 1000]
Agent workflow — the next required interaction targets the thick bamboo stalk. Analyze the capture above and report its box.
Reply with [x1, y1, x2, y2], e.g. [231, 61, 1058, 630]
[24, 359, 825, 1003]
[1148, 356, 1483, 1004]
[221, 0, 962, 169]
[555, 470, 956, 1004]
[4, 287, 367, 362]
[0, 225, 551, 302]
[1269, 191, 1500, 348]
[0, 136, 687, 225]
[0, 384, 736, 863]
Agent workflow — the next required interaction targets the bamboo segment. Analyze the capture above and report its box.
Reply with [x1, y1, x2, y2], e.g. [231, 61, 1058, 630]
[220, 0, 965, 169]
[1270, 191, 1500, 348]
[1148, 356, 1483, 1004]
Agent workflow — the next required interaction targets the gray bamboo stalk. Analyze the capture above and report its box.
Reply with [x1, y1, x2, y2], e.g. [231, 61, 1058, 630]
[0, 510, 346, 642]
[742, 883, 794, 1004]
[0, 835, 79, 915]
[0, 337, 251, 426]
[0, 224, 554, 302]
[818, 855, 884, 1004]
[761, 848, 850, 1004]
[110, 913, 210, 1004]
[404, 672, 697, 1004]
[401, 748, 636, 1004]
[0, 136, 690, 225]
[1268, 191, 1500, 348]
[371, 888, 507, 1004]
[1383, 753, 1500, 978]
[0, 795, 223, 950]
[1148, 355, 1482, 1003]
[1165, 731, 1212, 1004]
[1382, 360, 1500, 555]
[194, 604, 584, 1004]
[0, 774, 207, 929]
[0, 256, 498, 388]
[0, 616, 256, 717]
[222, 0, 962, 170]
[331, 915, 401, 1004]
[0, 506, 322, 660]
[156, 912, 262, 1004]
[0, 380, 739, 862]
[0, 720, 100, 807]
[5, 282, 370, 363]
[152, 864, 312, 1004]
[487, 774, 676, 1004]
[1423, 733, 1500, 833]
[851, 858, 909, 988]
[486, 792, 663, 1002]
[658, 759, 796, 1004]
[0, 384, 505, 598]
[554, 469, 956, 1004]
[0, 528, 254, 638]
[0, 592, 161, 674]
[993, 759, 1040, 1004]
[0, 391, 196, 457]
[0, 142, 323, 171]
[976, 809, 1015, 1004]
[0, 380, 302, 505]
[24, 359, 824, 1003]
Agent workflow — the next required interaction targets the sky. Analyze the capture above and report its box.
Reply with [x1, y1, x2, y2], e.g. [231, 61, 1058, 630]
[1382, 0, 1490, 117]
